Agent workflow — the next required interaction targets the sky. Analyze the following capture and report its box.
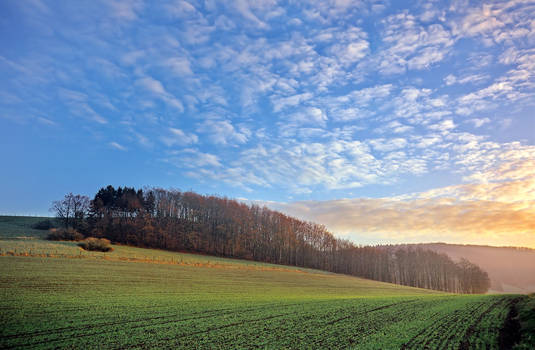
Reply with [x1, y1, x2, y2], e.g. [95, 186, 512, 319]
[0, 0, 534, 247]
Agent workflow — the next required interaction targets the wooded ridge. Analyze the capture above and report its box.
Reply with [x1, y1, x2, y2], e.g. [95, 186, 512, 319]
[51, 186, 491, 294]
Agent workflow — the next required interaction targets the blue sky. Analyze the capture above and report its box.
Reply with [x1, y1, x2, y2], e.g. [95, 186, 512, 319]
[1, 0, 534, 246]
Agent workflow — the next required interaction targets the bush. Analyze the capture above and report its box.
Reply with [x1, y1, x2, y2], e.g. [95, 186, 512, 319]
[46, 228, 84, 241]
[32, 219, 56, 230]
[78, 237, 113, 252]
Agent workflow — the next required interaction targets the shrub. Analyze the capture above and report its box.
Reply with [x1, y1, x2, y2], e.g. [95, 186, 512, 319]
[46, 228, 84, 241]
[32, 219, 56, 230]
[78, 237, 113, 252]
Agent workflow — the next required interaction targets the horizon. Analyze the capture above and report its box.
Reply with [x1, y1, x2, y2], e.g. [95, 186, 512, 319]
[1, 205, 534, 250]
[1, 1, 534, 248]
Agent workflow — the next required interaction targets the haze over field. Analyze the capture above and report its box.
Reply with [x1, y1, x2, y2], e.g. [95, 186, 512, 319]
[398, 243, 535, 293]
[1, 0, 534, 247]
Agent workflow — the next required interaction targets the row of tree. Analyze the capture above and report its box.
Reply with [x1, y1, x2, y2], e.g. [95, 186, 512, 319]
[52, 187, 491, 293]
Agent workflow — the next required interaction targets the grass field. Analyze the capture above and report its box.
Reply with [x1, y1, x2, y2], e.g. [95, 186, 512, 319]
[0, 216, 51, 240]
[0, 256, 519, 349]
[0, 216, 532, 349]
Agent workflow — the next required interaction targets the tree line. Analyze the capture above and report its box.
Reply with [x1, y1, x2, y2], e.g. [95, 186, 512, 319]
[52, 186, 491, 293]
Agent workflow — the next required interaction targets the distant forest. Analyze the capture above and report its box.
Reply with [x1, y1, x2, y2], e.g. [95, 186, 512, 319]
[51, 186, 490, 294]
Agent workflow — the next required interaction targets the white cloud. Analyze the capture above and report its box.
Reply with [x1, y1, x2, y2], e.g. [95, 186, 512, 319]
[136, 76, 184, 112]
[378, 13, 454, 74]
[222, 0, 282, 29]
[36, 116, 56, 125]
[452, 5, 505, 38]
[444, 74, 456, 85]
[161, 127, 198, 146]
[169, 149, 222, 168]
[444, 73, 489, 86]
[368, 138, 408, 152]
[326, 26, 370, 66]
[286, 107, 328, 126]
[164, 57, 193, 76]
[110, 141, 127, 151]
[185, 137, 433, 192]
[196, 120, 249, 145]
[108, 0, 143, 21]
[137, 77, 166, 95]
[384, 120, 413, 134]
[467, 118, 491, 128]
[330, 107, 368, 121]
[407, 46, 448, 70]
[428, 119, 456, 131]
[121, 50, 145, 66]
[271, 92, 313, 112]
[451, 1, 535, 45]
[164, 0, 199, 19]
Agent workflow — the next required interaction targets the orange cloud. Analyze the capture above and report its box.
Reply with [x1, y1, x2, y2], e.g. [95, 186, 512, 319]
[271, 159, 535, 248]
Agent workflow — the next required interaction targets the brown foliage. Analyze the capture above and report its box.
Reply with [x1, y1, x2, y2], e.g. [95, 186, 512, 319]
[46, 228, 84, 241]
[77, 237, 113, 252]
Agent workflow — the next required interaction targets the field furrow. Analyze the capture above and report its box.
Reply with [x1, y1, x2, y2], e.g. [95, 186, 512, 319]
[0, 254, 522, 349]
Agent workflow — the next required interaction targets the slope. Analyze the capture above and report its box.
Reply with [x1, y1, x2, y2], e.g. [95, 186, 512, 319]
[0, 252, 520, 349]
[0, 235, 528, 349]
[401, 243, 535, 293]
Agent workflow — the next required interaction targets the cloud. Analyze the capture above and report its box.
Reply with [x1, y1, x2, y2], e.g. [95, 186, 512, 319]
[463, 156, 535, 184]
[108, 0, 143, 21]
[110, 141, 127, 151]
[337, 84, 393, 104]
[36, 116, 56, 125]
[58, 89, 109, 124]
[444, 73, 489, 86]
[164, 57, 193, 76]
[231, 0, 271, 28]
[384, 121, 413, 134]
[206, 138, 429, 192]
[136, 76, 184, 112]
[269, 160, 535, 247]
[286, 107, 327, 126]
[467, 118, 491, 128]
[161, 127, 198, 146]
[378, 13, 454, 74]
[121, 50, 145, 65]
[164, 0, 199, 19]
[450, 1, 535, 43]
[133, 131, 152, 148]
[428, 119, 456, 132]
[165, 149, 222, 168]
[271, 92, 313, 112]
[368, 138, 407, 152]
[196, 119, 249, 145]
[452, 4, 505, 39]
[3, 0, 535, 234]
[137, 77, 166, 95]
[325, 26, 370, 66]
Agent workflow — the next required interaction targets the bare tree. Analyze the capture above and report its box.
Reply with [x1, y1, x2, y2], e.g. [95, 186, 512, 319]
[50, 193, 90, 230]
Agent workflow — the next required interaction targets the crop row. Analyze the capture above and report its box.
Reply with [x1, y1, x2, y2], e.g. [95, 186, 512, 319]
[0, 255, 515, 349]
[1, 295, 514, 349]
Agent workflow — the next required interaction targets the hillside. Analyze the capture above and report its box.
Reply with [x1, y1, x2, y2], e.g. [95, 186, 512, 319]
[0, 244, 525, 349]
[400, 243, 535, 293]
[49, 187, 490, 293]
[0, 215, 51, 239]
[1, 217, 533, 348]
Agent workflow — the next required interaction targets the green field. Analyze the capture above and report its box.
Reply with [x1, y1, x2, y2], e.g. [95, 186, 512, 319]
[0, 216, 52, 240]
[0, 216, 532, 349]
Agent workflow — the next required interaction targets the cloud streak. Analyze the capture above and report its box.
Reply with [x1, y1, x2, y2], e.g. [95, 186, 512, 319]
[271, 175, 535, 248]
